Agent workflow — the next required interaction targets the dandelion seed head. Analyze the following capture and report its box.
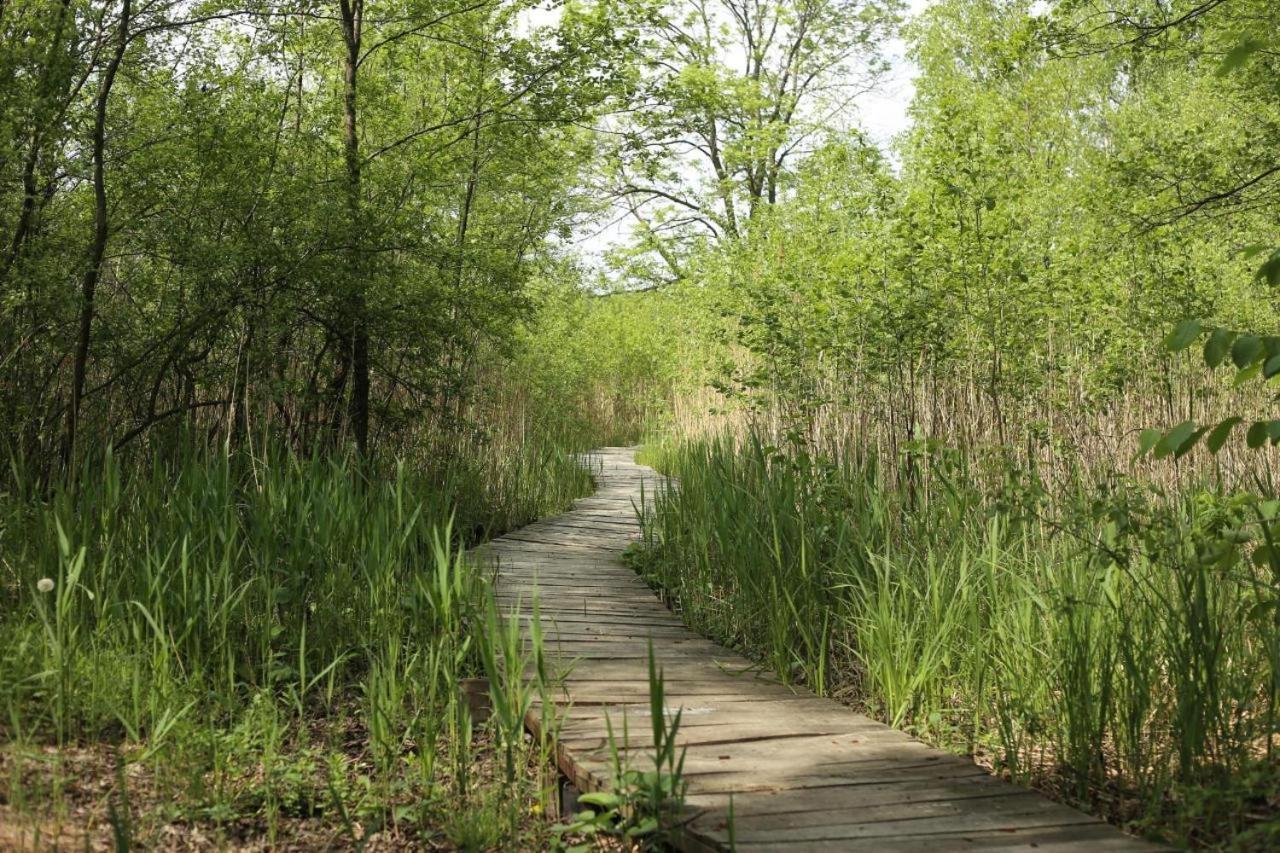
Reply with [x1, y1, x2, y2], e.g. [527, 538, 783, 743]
[36, 578, 54, 593]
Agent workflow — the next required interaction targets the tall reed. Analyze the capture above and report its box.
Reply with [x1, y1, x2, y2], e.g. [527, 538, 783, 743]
[633, 432, 1280, 847]
[0, 427, 591, 845]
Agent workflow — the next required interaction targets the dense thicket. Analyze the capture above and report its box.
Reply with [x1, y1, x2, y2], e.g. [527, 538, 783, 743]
[0, 0, 633, 478]
[0, 2, 633, 846]
[587, 0, 1280, 472]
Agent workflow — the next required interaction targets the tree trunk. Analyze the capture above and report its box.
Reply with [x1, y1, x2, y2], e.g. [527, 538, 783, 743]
[339, 0, 369, 456]
[66, 0, 130, 472]
[2, 0, 72, 285]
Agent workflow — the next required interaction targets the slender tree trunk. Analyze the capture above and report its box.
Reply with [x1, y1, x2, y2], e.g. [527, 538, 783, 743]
[66, 0, 130, 471]
[1, 0, 72, 285]
[447, 47, 488, 426]
[339, 0, 369, 456]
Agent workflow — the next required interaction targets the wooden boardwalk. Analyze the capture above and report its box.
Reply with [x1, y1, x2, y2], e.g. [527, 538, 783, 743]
[479, 447, 1155, 851]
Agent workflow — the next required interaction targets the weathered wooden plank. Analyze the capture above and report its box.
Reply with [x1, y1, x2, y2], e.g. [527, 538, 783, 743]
[681, 773, 1020, 815]
[688, 796, 1102, 845]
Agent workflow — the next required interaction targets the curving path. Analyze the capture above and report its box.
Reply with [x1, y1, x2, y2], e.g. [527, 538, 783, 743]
[476, 447, 1157, 851]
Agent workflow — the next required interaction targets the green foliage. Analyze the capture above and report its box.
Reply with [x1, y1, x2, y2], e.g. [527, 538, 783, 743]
[588, 0, 1280, 460]
[509, 274, 688, 446]
[605, 0, 902, 280]
[1140, 320, 1280, 458]
[0, 433, 590, 844]
[0, 0, 632, 476]
[636, 434, 1280, 846]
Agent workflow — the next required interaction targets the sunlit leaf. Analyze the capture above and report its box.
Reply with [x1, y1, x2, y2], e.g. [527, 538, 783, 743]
[1153, 420, 1195, 460]
[1174, 426, 1209, 459]
[1164, 319, 1202, 352]
[578, 792, 621, 808]
[1136, 428, 1162, 458]
[1233, 362, 1262, 387]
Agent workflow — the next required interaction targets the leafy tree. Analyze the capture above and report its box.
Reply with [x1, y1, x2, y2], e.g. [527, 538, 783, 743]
[607, 0, 902, 282]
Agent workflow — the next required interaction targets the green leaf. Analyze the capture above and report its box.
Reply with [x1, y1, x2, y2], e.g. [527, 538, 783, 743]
[1174, 426, 1209, 459]
[1247, 421, 1270, 449]
[1259, 251, 1280, 286]
[1136, 428, 1162, 458]
[1232, 335, 1264, 367]
[577, 792, 622, 809]
[1153, 420, 1195, 460]
[1205, 417, 1242, 454]
[1265, 354, 1280, 379]
[1218, 37, 1264, 76]
[1269, 420, 1280, 446]
[1164, 319, 1202, 352]
[1203, 327, 1235, 368]
[626, 817, 660, 837]
[1234, 362, 1263, 387]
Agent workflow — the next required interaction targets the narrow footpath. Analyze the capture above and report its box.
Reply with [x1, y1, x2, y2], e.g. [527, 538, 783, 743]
[478, 447, 1156, 851]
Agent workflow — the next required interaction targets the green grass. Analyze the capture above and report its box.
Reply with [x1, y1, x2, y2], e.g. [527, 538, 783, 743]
[0, 433, 593, 848]
[630, 432, 1280, 848]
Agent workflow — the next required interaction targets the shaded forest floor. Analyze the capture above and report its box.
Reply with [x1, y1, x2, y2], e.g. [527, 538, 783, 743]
[0, 707, 617, 851]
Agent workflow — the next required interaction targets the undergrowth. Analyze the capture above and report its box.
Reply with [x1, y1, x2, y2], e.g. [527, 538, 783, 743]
[631, 432, 1280, 849]
[0, 433, 594, 849]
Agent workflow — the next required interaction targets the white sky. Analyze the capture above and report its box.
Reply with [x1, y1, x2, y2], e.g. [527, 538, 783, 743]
[566, 0, 932, 265]
[857, 0, 930, 148]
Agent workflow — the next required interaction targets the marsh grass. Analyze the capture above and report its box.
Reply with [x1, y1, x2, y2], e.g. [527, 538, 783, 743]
[632, 432, 1280, 848]
[0, 430, 592, 848]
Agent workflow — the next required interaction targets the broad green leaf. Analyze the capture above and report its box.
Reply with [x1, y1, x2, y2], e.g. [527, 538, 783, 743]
[1203, 327, 1235, 368]
[1205, 417, 1242, 454]
[1247, 421, 1270, 449]
[1136, 428, 1162, 458]
[626, 817, 660, 837]
[1265, 354, 1280, 379]
[1217, 37, 1264, 76]
[1231, 335, 1263, 368]
[1259, 251, 1280, 286]
[1153, 420, 1195, 460]
[1234, 362, 1263, 387]
[1164, 319, 1202, 352]
[577, 792, 621, 808]
[1269, 420, 1280, 446]
[1174, 426, 1209, 459]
